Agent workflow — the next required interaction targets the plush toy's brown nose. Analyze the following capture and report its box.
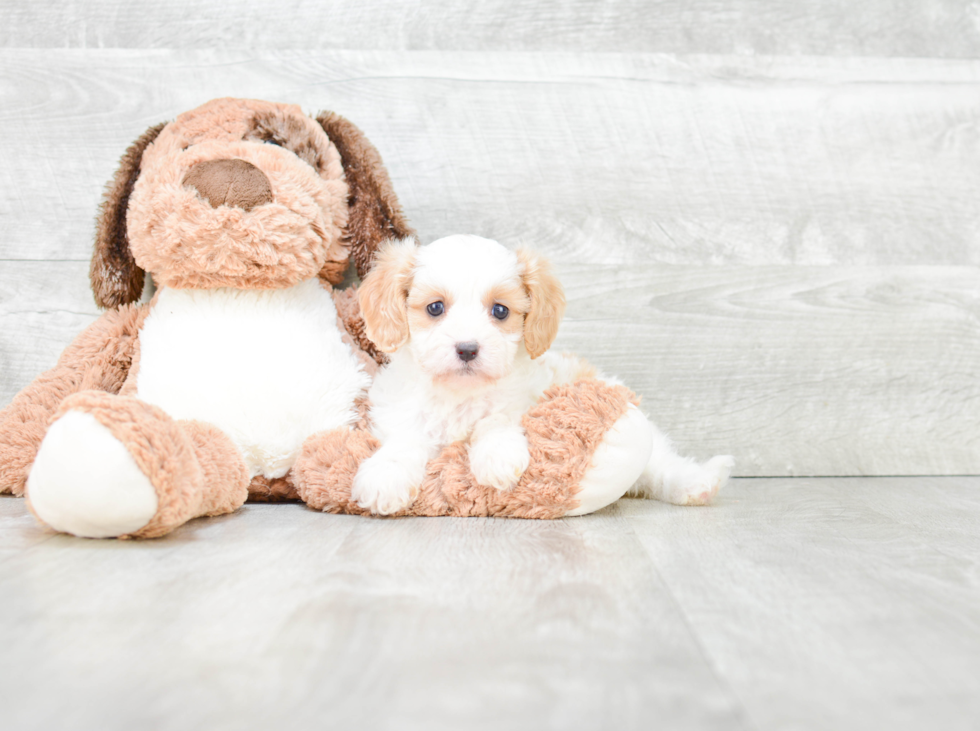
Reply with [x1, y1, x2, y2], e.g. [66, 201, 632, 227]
[183, 159, 273, 211]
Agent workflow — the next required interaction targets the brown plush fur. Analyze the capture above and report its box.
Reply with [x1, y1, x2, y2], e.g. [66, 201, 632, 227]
[127, 99, 349, 292]
[294, 379, 638, 518]
[91, 123, 166, 309]
[316, 112, 415, 278]
[331, 286, 387, 372]
[89, 99, 411, 305]
[247, 475, 300, 503]
[0, 304, 148, 495]
[183, 158, 274, 211]
[27, 391, 249, 539]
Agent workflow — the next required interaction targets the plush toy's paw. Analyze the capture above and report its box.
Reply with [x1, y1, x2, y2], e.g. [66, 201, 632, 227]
[469, 430, 530, 492]
[27, 411, 159, 538]
[566, 404, 654, 516]
[0, 440, 30, 496]
[352, 451, 420, 515]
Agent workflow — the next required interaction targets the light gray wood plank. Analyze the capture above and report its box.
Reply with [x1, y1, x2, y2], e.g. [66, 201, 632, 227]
[1, 0, 978, 58]
[552, 263, 980, 477]
[0, 500, 746, 731]
[621, 476, 980, 731]
[3, 261, 978, 477]
[0, 261, 100, 407]
[3, 478, 980, 730]
[0, 495, 56, 556]
[1, 50, 978, 266]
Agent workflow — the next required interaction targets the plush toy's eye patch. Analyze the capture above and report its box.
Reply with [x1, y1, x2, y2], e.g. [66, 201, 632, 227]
[247, 112, 323, 172]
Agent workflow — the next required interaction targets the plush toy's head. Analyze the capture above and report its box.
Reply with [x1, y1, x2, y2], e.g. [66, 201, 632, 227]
[91, 98, 413, 308]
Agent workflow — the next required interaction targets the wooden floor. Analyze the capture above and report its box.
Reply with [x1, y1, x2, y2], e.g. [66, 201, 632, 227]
[2, 477, 979, 731]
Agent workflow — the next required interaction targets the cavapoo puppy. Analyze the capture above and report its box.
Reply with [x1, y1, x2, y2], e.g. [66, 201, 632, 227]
[352, 234, 734, 515]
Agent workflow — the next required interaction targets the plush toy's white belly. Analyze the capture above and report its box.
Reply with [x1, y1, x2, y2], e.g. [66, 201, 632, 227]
[136, 279, 370, 479]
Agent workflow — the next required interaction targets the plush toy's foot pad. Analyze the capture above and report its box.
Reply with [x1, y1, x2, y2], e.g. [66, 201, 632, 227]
[28, 411, 158, 538]
[25, 391, 240, 538]
[565, 404, 653, 516]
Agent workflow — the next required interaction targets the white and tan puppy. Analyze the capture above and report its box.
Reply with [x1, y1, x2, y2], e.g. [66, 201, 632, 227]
[354, 234, 734, 515]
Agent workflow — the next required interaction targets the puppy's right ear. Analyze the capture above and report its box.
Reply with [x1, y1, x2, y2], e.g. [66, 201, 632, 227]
[90, 122, 167, 309]
[357, 238, 417, 353]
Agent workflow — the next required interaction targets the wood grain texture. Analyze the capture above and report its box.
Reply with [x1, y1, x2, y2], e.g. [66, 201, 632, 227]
[0, 262, 100, 408]
[0, 497, 746, 731]
[552, 263, 980, 477]
[1, 0, 979, 58]
[621, 476, 980, 731]
[3, 477, 980, 730]
[1, 50, 978, 266]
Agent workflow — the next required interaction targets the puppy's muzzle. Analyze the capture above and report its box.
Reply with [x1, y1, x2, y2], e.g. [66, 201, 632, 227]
[183, 159, 274, 211]
[455, 342, 479, 363]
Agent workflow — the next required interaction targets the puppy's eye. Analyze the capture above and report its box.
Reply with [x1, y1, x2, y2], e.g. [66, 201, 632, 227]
[426, 301, 445, 317]
[264, 138, 283, 147]
[491, 304, 509, 320]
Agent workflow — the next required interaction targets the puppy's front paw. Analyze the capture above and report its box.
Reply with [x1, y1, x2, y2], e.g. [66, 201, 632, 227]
[351, 453, 419, 515]
[469, 430, 531, 491]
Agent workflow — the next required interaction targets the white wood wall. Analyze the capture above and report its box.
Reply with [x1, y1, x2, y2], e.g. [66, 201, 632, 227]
[1, 3, 978, 476]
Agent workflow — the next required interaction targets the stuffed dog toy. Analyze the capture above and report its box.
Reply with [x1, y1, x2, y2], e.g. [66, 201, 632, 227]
[0, 97, 407, 537]
[0, 97, 725, 538]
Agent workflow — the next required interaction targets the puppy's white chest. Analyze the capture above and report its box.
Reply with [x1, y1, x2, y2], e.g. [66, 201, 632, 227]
[438, 397, 495, 443]
[136, 279, 370, 478]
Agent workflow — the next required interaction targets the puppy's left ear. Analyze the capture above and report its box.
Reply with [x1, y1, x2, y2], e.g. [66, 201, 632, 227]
[357, 238, 417, 353]
[315, 112, 414, 280]
[517, 249, 566, 359]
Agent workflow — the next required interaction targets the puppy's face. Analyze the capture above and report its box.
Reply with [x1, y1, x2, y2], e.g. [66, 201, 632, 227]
[360, 235, 566, 387]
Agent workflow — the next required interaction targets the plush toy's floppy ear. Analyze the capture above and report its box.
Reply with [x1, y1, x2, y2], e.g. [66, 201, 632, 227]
[90, 122, 166, 309]
[357, 238, 417, 353]
[315, 112, 414, 279]
[517, 249, 566, 359]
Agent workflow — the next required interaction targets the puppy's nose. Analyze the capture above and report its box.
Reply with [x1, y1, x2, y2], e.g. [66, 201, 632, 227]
[183, 158, 273, 211]
[455, 342, 480, 363]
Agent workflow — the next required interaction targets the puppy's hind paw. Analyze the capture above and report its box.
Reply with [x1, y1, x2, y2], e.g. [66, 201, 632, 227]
[683, 455, 735, 506]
